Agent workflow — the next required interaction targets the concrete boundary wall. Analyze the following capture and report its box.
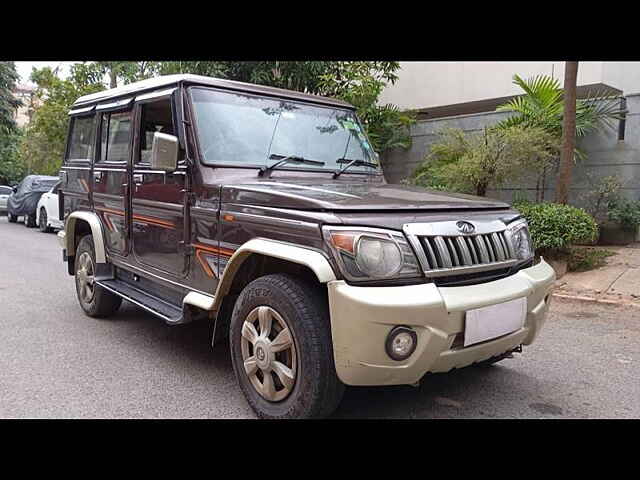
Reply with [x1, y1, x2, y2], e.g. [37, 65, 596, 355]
[382, 94, 640, 208]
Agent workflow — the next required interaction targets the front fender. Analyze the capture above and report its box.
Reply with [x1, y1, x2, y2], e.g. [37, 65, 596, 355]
[211, 238, 337, 314]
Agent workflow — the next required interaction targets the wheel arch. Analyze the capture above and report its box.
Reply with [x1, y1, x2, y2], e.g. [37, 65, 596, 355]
[210, 239, 337, 343]
[64, 212, 107, 274]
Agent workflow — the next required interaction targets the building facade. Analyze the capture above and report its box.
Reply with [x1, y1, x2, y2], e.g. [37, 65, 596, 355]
[379, 62, 640, 112]
[379, 62, 640, 208]
[12, 84, 37, 128]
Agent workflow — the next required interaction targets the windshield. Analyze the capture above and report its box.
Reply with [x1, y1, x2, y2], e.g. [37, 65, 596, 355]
[190, 88, 379, 173]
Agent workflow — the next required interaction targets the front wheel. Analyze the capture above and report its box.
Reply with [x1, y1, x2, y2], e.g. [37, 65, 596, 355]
[38, 208, 52, 233]
[229, 274, 344, 419]
[8, 213, 17, 223]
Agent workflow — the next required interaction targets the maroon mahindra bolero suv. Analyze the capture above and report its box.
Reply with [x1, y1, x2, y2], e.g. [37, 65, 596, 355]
[57, 74, 555, 418]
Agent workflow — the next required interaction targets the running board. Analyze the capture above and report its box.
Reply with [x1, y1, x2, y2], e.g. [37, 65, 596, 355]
[97, 279, 188, 324]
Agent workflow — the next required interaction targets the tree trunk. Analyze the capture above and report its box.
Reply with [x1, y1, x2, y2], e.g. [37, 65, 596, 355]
[476, 181, 488, 197]
[109, 67, 117, 89]
[555, 61, 579, 204]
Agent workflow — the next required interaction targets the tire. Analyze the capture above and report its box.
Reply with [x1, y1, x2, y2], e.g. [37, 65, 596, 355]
[38, 208, 52, 233]
[25, 212, 36, 228]
[74, 235, 122, 318]
[229, 273, 344, 419]
[8, 213, 17, 223]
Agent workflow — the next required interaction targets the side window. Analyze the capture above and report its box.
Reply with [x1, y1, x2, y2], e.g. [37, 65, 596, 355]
[98, 111, 132, 163]
[67, 115, 96, 161]
[137, 98, 176, 165]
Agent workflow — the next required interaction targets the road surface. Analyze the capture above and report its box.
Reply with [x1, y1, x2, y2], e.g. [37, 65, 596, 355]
[1, 217, 638, 418]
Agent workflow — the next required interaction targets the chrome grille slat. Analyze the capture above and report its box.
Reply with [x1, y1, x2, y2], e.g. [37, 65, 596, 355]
[491, 232, 505, 261]
[483, 236, 495, 262]
[446, 237, 459, 266]
[455, 237, 473, 266]
[434, 236, 452, 268]
[465, 236, 478, 264]
[473, 236, 490, 263]
[422, 238, 438, 270]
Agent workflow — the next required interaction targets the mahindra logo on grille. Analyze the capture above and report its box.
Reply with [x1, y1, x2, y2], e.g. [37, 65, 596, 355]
[456, 221, 475, 234]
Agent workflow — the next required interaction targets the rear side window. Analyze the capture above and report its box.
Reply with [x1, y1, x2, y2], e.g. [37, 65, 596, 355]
[99, 111, 132, 163]
[0, 186, 11, 195]
[137, 99, 175, 165]
[67, 115, 96, 161]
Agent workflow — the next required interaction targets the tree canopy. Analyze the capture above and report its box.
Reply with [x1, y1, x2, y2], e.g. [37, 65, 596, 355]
[11, 61, 414, 179]
[0, 62, 23, 184]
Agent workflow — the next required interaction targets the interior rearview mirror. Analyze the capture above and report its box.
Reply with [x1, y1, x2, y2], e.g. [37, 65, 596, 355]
[151, 132, 178, 172]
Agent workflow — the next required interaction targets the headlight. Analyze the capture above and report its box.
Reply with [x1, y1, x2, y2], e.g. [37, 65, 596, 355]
[322, 226, 421, 281]
[507, 219, 534, 260]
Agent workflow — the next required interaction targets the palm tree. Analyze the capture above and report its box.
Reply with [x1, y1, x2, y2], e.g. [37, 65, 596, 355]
[495, 73, 622, 202]
[556, 62, 579, 205]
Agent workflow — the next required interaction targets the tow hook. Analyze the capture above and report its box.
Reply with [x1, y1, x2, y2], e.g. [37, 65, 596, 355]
[514, 344, 523, 354]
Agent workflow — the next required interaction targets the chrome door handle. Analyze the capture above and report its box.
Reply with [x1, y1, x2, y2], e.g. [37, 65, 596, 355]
[133, 174, 144, 184]
[93, 171, 103, 183]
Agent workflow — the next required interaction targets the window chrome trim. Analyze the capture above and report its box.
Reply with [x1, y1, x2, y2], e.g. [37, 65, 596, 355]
[96, 97, 134, 112]
[135, 87, 177, 103]
[68, 105, 96, 116]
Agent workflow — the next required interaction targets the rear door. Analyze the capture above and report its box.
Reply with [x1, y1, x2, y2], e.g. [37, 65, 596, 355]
[130, 91, 188, 277]
[92, 103, 133, 257]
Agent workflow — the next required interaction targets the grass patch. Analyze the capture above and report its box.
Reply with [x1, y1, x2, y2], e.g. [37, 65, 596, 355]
[567, 247, 617, 272]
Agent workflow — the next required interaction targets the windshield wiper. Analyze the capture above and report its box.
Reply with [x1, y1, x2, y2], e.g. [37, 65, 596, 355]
[333, 158, 380, 179]
[259, 154, 326, 178]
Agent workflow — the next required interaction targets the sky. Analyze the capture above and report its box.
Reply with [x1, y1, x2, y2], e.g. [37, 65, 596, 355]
[14, 61, 79, 85]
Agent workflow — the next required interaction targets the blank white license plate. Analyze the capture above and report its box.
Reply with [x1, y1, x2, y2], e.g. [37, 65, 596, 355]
[464, 297, 527, 347]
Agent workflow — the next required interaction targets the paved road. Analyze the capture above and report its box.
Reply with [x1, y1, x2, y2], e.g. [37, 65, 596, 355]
[1, 216, 639, 419]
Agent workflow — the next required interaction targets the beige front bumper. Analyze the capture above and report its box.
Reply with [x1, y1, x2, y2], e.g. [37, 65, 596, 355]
[327, 259, 556, 386]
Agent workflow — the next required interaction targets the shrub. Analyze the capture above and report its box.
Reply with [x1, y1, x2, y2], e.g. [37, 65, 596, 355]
[409, 126, 559, 197]
[567, 247, 616, 272]
[608, 199, 640, 230]
[513, 201, 599, 256]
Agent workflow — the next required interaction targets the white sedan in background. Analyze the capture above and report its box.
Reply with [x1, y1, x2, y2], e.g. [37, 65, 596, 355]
[35, 182, 63, 233]
[0, 185, 12, 213]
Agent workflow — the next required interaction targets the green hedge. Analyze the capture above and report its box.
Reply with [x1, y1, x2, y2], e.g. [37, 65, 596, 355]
[513, 201, 599, 252]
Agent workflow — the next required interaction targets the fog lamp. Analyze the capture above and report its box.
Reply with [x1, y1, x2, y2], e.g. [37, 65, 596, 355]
[385, 326, 418, 361]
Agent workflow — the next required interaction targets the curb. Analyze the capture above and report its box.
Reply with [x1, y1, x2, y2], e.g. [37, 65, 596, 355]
[552, 292, 640, 309]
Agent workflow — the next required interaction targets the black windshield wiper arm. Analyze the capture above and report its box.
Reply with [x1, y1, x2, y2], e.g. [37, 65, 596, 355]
[259, 154, 326, 178]
[333, 158, 379, 178]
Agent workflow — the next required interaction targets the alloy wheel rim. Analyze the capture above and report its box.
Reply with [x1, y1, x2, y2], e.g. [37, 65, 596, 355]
[39, 211, 46, 230]
[76, 252, 95, 303]
[240, 306, 297, 402]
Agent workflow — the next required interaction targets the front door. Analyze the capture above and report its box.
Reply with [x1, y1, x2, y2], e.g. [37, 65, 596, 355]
[130, 95, 188, 277]
[93, 109, 132, 257]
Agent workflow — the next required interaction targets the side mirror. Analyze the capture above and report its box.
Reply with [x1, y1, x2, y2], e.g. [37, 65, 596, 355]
[151, 132, 178, 172]
[12, 186, 17, 194]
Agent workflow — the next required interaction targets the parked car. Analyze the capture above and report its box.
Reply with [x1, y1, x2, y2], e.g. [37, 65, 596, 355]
[36, 181, 63, 233]
[0, 185, 12, 213]
[58, 74, 555, 419]
[7, 175, 60, 226]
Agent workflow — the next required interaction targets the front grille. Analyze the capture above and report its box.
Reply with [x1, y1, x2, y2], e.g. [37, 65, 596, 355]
[403, 221, 519, 280]
[418, 231, 513, 270]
